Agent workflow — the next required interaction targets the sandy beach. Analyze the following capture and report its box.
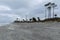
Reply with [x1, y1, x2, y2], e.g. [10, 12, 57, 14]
[0, 22, 60, 40]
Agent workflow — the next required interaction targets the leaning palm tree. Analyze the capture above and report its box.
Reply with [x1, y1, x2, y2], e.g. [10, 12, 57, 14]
[37, 17, 40, 22]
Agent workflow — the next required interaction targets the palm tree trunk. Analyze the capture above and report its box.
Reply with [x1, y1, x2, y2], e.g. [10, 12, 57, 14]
[48, 7, 51, 18]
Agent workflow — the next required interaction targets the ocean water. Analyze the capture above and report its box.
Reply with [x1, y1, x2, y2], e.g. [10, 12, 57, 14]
[0, 23, 10, 26]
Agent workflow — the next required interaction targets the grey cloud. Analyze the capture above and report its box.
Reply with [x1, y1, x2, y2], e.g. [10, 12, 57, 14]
[0, 0, 59, 23]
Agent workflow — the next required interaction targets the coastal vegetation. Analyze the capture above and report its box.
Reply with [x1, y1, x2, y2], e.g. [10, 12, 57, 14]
[13, 2, 60, 23]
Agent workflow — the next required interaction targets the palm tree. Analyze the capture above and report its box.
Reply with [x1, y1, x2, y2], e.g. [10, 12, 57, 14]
[37, 17, 40, 22]
[44, 2, 52, 18]
[44, 2, 57, 19]
[51, 3, 57, 18]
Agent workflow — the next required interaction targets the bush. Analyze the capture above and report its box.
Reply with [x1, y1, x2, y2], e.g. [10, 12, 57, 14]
[32, 17, 37, 22]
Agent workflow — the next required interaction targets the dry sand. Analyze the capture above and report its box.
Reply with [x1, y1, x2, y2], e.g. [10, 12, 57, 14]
[0, 22, 60, 40]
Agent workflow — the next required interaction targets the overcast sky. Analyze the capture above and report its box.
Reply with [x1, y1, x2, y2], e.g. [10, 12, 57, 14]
[0, 0, 59, 23]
